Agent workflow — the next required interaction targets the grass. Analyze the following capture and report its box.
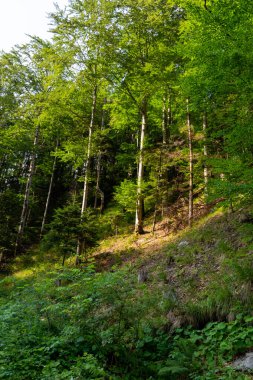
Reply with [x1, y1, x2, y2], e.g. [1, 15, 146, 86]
[8, 204, 253, 323]
[2, 204, 253, 378]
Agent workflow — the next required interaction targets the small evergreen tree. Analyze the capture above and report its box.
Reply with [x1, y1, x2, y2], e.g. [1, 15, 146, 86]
[41, 204, 98, 265]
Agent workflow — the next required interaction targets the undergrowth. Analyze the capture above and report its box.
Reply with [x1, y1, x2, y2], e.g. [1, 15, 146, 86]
[1, 209, 253, 379]
[0, 263, 253, 379]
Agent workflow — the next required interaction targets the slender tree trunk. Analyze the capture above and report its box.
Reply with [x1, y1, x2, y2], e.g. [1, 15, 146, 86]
[0, 154, 7, 192]
[162, 95, 168, 145]
[76, 85, 97, 263]
[40, 141, 58, 238]
[203, 112, 208, 197]
[152, 151, 162, 234]
[94, 152, 105, 213]
[135, 101, 147, 234]
[94, 99, 106, 213]
[70, 168, 78, 204]
[162, 94, 172, 145]
[15, 126, 39, 254]
[94, 155, 101, 210]
[187, 99, 193, 227]
[168, 95, 172, 134]
[161, 93, 172, 213]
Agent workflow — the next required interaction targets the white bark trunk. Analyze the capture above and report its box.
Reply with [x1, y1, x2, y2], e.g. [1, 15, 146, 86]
[15, 126, 39, 254]
[94, 99, 106, 213]
[162, 94, 172, 145]
[40, 141, 58, 237]
[187, 99, 193, 227]
[135, 103, 147, 234]
[203, 112, 208, 196]
[76, 86, 97, 261]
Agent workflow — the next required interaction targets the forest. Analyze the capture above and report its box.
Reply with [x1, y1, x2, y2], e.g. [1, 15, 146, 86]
[1, 0, 253, 379]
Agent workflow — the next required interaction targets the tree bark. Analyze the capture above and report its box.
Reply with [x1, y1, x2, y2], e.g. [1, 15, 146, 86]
[15, 126, 39, 254]
[40, 141, 58, 238]
[162, 94, 172, 145]
[94, 99, 106, 213]
[152, 150, 162, 234]
[187, 99, 193, 227]
[161, 93, 172, 213]
[135, 101, 147, 234]
[81, 87, 97, 214]
[203, 112, 208, 197]
[76, 85, 97, 262]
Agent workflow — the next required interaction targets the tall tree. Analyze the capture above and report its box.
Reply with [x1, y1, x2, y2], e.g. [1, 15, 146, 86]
[106, 0, 181, 233]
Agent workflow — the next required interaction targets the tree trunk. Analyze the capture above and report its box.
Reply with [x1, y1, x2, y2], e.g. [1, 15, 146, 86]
[94, 154, 105, 213]
[162, 94, 172, 145]
[76, 85, 97, 263]
[15, 126, 39, 254]
[94, 99, 106, 213]
[161, 93, 172, 213]
[187, 99, 193, 228]
[81, 88, 97, 213]
[203, 112, 208, 197]
[40, 141, 58, 238]
[135, 101, 147, 234]
[152, 150, 162, 234]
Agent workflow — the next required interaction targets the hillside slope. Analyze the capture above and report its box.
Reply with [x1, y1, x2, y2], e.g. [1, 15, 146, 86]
[1, 207, 253, 379]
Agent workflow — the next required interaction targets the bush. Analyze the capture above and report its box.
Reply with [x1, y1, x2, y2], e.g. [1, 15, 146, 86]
[41, 204, 99, 264]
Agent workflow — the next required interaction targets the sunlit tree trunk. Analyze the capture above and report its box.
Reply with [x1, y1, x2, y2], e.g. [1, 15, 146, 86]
[81, 86, 97, 213]
[40, 141, 58, 237]
[162, 93, 172, 145]
[94, 99, 106, 213]
[203, 111, 208, 197]
[161, 92, 172, 215]
[152, 151, 162, 234]
[187, 99, 193, 227]
[76, 85, 97, 263]
[135, 101, 147, 234]
[15, 126, 39, 254]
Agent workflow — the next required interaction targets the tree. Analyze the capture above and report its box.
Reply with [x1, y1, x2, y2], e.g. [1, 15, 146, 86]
[104, 0, 181, 233]
[179, 0, 253, 204]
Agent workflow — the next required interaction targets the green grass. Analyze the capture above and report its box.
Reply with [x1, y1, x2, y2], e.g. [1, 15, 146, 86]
[2, 207, 253, 379]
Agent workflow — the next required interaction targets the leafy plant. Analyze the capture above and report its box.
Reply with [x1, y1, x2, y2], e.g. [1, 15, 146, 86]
[41, 204, 98, 264]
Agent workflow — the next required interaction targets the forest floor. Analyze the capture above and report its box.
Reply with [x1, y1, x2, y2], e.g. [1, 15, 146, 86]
[94, 197, 218, 270]
[2, 201, 253, 379]
[93, 201, 253, 327]
[8, 199, 253, 327]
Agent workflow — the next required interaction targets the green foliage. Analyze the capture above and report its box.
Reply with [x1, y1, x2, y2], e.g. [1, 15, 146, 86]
[2, 264, 253, 379]
[41, 353, 107, 380]
[159, 316, 253, 380]
[0, 190, 21, 254]
[114, 179, 137, 214]
[0, 265, 168, 379]
[41, 204, 98, 263]
[3, 207, 253, 379]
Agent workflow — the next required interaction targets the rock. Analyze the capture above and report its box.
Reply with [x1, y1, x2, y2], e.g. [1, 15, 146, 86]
[232, 352, 253, 372]
[163, 289, 177, 302]
[227, 312, 236, 322]
[178, 240, 189, 248]
[138, 268, 148, 283]
[166, 255, 175, 266]
[167, 310, 184, 330]
[239, 214, 253, 224]
[55, 279, 62, 287]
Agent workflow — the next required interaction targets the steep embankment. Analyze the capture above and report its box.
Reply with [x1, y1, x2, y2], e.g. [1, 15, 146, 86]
[95, 207, 253, 326]
[1, 207, 253, 379]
